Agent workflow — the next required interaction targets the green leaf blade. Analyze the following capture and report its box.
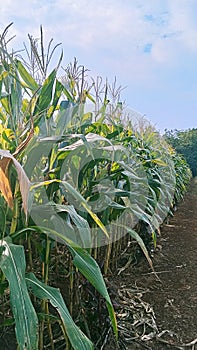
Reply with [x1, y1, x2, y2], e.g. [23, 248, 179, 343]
[26, 272, 94, 350]
[33, 69, 56, 116]
[0, 240, 38, 350]
[16, 60, 39, 92]
[69, 246, 118, 339]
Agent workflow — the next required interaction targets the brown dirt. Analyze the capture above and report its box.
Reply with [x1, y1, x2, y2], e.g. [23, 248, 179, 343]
[106, 178, 197, 350]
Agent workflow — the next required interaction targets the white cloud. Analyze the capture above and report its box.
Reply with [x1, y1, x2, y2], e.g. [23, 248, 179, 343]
[1, 0, 197, 66]
[167, 0, 197, 51]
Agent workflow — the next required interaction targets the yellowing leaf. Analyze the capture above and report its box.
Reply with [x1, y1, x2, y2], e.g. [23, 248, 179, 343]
[0, 150, 30, 216]
[152, 158, 167, 166]
[1, 96, 11, 115]
[0, 162, 13, 209]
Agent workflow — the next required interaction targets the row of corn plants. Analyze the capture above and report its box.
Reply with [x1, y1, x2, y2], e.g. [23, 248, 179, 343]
[0, 25, 192, 349]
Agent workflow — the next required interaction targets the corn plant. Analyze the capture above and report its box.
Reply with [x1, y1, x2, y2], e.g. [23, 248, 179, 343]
[0, 24, 191, 349]
[0, 25, 117, 349]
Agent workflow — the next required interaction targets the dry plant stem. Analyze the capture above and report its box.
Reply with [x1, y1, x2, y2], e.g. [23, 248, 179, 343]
[45, 301, 55, 350]
[39, 319, 44, 350]
[100, 327, 111, 350]
[74, 268, 80, 313]
[27, 235, 33, 270]
[91, 225, 97, 258]
[104, 242, 112, 274]
[162, 337, 197, 350]
[156, 335, 197, 350]
[117, 227, 122, 260]
[44, 238, 54, 348]
[44, 237, 51, 284]
[60, 321, 71, 350]
[69, 256, 74, 316]
[10, 182, 20, 235]
[81, 308, 91, 340]
[40, 237, 53, 349]
[111, 224, 118, 270]
[94, 247, 98, 260]
[54, 242, 59, 276]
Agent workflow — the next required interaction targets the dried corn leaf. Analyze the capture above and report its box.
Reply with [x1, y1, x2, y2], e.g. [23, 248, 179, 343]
[0, 165, 13, 209]
[0, 150, 30, 216]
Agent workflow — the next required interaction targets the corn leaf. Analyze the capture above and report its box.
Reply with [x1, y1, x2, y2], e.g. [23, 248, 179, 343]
[0, 149, 30, 216]
[0, 95, 11, 115]
[62, 86, 75, 102]
[47, 79, 64, 119]
[126, 227, 154, 271]
[61, 181, 109, 239]
[68, 246, 118, 339]
[26, 272, 94, 350]
[30, 179, 109, 240]
[0, 239, 38, 350]
[16, 60, 39, 92]
[0, 161, 13, 209]
[33, 69, 56, 116]
[54, 203, 92, 248]
[28, 202, 91, 248]
[152, 158, 167, 166]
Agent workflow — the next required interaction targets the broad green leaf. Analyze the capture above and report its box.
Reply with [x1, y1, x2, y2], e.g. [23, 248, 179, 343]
[30, 179, 109, 240]
[55, 106, 73, 134]
[11, 226, 78, 247]
[129, 203, 152, 227]
[26, 272, 94, 350]
[59, 133, 113, 152]
[62, 86, 75, 102]
[13, 226, 117, 340]
[16, 60, 39, 92]
[47, 79, 64, 119]
[0, 239, 38, 350]
[33, 69, 56, 116]
[68, 246, 118, 339]
[61, 181, 109, 239]
[54, 203, 91, 247]
[28, 202, 91, 247]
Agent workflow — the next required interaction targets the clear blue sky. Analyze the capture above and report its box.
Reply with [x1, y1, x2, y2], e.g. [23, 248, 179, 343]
[1, 0, 197, 132]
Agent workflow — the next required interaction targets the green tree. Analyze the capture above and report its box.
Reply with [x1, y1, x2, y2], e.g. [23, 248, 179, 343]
[164, 128, 197, 177]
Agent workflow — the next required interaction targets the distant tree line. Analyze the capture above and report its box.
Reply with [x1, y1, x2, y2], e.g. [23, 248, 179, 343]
[164, 128, 197, 177]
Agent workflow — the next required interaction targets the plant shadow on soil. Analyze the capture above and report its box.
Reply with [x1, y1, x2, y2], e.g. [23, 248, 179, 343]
[104, 178, 197, 350]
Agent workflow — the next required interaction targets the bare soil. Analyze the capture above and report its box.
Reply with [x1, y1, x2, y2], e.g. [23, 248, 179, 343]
[106, 178, 197, 350]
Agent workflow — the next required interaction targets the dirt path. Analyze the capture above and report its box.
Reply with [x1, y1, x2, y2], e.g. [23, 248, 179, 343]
[107, 178, 197, 350]
[143, 177, 197, 348]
